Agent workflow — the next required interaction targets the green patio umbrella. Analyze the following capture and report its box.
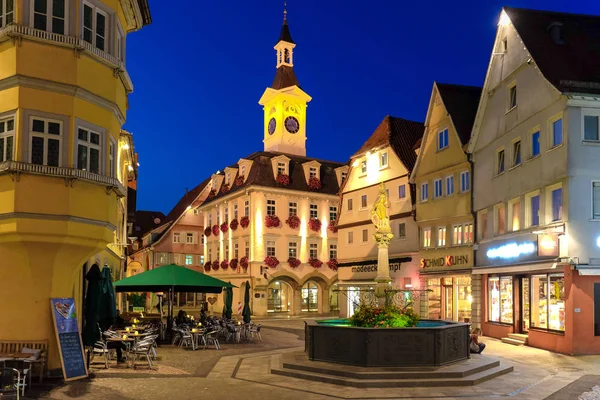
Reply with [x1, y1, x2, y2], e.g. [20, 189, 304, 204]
[242, 281, 252, 323]
[98, 265, 117, 332]
[223, 284, 233, 319]
[82, 264, 102, 346]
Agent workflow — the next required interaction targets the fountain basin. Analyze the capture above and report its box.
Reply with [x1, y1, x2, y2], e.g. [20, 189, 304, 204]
[305, 319, 470, 367]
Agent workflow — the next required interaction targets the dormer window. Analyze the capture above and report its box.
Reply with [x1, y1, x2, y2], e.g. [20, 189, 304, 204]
[277, 162, 286, 176]
[241, 165, 246, 178]
[341, 171, 347, 183]
[361, 160, 367, 174]
[225, 173, 230, 184]
[309, 167, 317, 179]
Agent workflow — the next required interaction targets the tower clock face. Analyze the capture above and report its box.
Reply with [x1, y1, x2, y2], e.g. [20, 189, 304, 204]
[285, 116, 300, 134]
[268, 118, 276, 135]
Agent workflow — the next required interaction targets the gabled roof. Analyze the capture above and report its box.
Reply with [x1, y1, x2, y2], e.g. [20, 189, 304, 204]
[201, 151, 345, 207]
[352, 116, 424, 173]
[436, 83, 482, 146]
[505, 7, 600, 95]
[271, 65, 300, 90]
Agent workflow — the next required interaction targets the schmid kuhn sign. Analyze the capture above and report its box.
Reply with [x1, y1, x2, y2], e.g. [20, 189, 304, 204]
[420, 255, 469, 268]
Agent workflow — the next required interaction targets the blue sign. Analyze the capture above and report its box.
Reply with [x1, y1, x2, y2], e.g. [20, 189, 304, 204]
[50, 298, 88, 381]
[486, 242, 535, 259]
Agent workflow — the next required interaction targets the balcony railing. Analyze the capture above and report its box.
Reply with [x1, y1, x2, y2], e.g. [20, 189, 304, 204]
[0, 24, 133, 92]
[0, 160, 127, 197]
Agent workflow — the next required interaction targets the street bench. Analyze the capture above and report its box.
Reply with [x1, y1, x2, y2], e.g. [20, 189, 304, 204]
[0, 339, 48, 382]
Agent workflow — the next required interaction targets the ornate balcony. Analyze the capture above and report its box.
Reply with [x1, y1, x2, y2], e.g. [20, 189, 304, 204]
[0, 160, 126, 197]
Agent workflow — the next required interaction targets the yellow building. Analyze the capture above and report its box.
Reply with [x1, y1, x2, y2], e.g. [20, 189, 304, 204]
[409, 83, 481, 325]
[0, 0, 150, 373]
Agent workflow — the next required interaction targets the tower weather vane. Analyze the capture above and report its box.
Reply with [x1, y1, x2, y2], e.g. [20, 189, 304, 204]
[284, 1, 287, 21]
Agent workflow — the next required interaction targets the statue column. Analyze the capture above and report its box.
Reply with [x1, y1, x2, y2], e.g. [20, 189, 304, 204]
[374, 231, 394, 306]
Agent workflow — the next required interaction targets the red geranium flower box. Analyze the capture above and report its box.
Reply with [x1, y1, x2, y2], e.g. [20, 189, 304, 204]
[211, 260, 219, 271]
[235, 176, 244, 186]
[204, 262, 211, 272]
[221, 183, 230, 193]
[264, 256, 280, 268]
[230, 219, 239, 231]
[230, 258, 238, 269]
[328, 220, 338, 233]
[286, 215, 300, 229]
[327, 259, 338, 271]
[204, 227, 211, 237]
[221, 260, 229, 270]
[240, 216, 250, 229]
[276, 173, 290, 186]
[220, 222, 229, 233]
[308, 218, 322, 233]
[212, 225, 220, 236]
[208, 189, 216, 198]
[287, 257, 301, 268]
[240, 256, 249, 269]
[308, 258, 323, 268]
[308, 176, 322, 190]
[265, 215, 281, 228]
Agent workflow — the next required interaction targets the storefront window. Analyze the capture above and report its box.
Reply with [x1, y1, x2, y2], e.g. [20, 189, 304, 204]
[531, 273, 565, 331]
[456, 276, 472, 322]
[302, 281, 319, 312]
[268, 281, 292, 313]
[488, 276, 513, 323]
[428, 278, 441, 319]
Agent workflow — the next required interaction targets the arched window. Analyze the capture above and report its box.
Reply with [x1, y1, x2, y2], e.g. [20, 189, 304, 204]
[302, 281, 319, 312]
[268, 281, 292, 313]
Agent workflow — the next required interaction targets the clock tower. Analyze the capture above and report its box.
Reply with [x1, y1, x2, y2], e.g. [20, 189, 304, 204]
[259, 8, 311, 157]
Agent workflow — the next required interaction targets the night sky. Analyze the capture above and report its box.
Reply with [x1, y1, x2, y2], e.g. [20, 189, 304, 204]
[124, 0, 599, 214]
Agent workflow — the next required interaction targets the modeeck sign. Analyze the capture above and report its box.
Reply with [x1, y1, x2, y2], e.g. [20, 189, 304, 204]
[351, 263, 402, 274]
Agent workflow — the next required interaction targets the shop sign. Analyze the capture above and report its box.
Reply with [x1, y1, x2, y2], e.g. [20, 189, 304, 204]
[538, 234, 559, 257]
[420, 255, 469, 268]
[486, 242, 535, 259]
[351, 263, 401, 274]
[477, 233, 558, 266]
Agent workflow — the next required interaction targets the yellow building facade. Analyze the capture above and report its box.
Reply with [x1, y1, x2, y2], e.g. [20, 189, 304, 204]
[409, 82, 481, 325]
[0, 0, 150, 372]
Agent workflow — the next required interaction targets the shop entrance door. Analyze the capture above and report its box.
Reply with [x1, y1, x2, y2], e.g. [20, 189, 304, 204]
[520, 276, 530, 333]
[444, 284, 453, 320]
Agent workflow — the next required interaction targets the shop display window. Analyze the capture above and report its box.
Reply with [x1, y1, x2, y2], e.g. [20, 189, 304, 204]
[427, 278, 441, 320]
[488, 276, 513, 323]
[530, 273, 565, 331]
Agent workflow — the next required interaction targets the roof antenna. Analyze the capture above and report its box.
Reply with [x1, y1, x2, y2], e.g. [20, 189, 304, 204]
[283, 1, 287, 23]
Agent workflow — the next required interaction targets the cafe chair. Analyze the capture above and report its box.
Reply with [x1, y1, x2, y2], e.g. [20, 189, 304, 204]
[4, 360, 28, 397]
[90, 341, 110, 369]
[0, 367, 20, 400]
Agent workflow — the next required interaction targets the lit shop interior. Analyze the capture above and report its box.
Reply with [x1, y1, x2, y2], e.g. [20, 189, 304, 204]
[426, 276, 472, 322]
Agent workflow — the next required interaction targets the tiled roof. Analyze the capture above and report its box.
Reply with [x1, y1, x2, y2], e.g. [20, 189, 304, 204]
[164, 178, 211, 224]
[352, 116, 424, 172]
[436, 83, 482, 146]
[505, 7, 600, 95]
[278, 20, 294, 44]
[271, 65, 300, 90]
[137, 0, 152, 26]
[133, 210, 166, 236]
[201, 151, 345, 206]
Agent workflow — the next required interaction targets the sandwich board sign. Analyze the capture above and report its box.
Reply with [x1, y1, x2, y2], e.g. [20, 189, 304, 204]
[50, 298, 88, 381]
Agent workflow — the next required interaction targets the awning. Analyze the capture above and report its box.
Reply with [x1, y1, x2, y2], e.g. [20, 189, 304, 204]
[472, 262, 557, 275]
[575, 266, 600, 276]
[338, 256, 412, 268]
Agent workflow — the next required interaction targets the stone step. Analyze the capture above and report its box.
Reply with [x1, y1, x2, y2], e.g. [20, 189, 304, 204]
[508, 333, 528, 341]
[271, 364, 514, 388]
[281, 358, 501, 380]
[501, 337, 526, 346]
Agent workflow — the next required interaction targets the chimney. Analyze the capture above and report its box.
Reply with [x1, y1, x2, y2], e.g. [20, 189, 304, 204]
[185, 187, 189, 196]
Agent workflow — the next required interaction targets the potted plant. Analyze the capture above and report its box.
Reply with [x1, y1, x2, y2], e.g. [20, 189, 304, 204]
[276, 173, 290, 186]
[220, 221, 229, 233]
[327, 258, 338, 271]
[240, 256, 249, 270]
[265, 215, 281, 228]
[328, 220, 338, 233]
[204, 227, 212, 237]
[287, 257, 301, 268]
[240, 216, 250, 229]
[211, 225, 220, 236]
[204, 262, 211, 272]
[308, 258, 323, 268]
[285, 215, 300, 229]
[230, 258, 239, 269]
[211, 260, 219, 271]
[264, 256, 279, 268]
[308, 218, 322, 233]
[220, 260, 229, 270]
[230, 218, 239, 231]
[308, 176, 322, 190]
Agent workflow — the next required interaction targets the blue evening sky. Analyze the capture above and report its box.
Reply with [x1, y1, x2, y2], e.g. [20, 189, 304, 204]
[125, 0, 599, 214]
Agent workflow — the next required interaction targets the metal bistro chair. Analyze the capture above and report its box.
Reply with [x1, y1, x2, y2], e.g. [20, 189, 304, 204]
[129, 338, 155, 369]
[203, 330, 220, 350]
[248, 324, 263, 341]
[4, 360, 28, 398]
[0, 367, 20, 400]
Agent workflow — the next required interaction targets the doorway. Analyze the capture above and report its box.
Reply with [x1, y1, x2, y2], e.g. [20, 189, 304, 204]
[302, 281, 319, 312]
[520, 276, 530, 333]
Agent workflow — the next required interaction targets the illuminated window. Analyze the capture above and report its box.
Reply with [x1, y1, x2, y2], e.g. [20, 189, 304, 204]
[420, 182, 429, 202]
[329, 244, 337, 260]
[509, 198, 520, 231]
[361, 160, 367, 174]
[310, 204, 318, 219]
[434, 179, 443, 199]
[380, 152, 388, 168]
[266, 241, 276, 257]
[288, 202, 297, 216]
[288, 242, 297, 258]
[495, 204, 506, 235]
[422, 227, 431, 248]
[361, 195, 367, 209]
[277, 162, 286, 176]
[464, 223, 473, 243]
[185, 255, 193, 265]
[437, 227, 446, 247]
[552, 118, 563, 147]
[173, 232, 181, 243]
[437, 129, 449, 150]
[267, 199, 276, 216]
[0, 116, 15, 162]
[398, 185, 406, 199]
[530, 274, 564, 331]
[329, 206, 337, 222]
[478, 210, 488, 240]
[309, 243, 318, 259]
[488, 276, 513, 323]
[453, 225, 463, 245]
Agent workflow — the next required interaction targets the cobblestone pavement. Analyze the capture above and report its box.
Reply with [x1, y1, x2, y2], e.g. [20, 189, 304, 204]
[39, 320, 600, 400]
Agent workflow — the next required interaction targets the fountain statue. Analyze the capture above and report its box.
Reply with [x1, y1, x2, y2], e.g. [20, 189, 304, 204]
[371, 182, 394, 305]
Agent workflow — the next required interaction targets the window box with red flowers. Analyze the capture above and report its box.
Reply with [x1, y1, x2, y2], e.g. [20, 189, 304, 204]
[264, 256, 279, 268]
[240, 256, 249, 270]
[220, 222, 229, 233]
[276, 173, 290, 186]
[221, 183, 230, 193]
[208, 189, 216, 198]
[327, 259, 338, 271]
[287, 257, 301, 268]
[230, 258, 238, 269]
[286, 215, 300, 229]
[328, 220, 338, 233]
[211, 225, 220, 236]
[265, 215, 281, 228]
[204, 227, 212, 237]
[235, 176, 244, 186]
[308, 176, 322, 190]
[308, 258, 323, 268]
[240, 216, 250, 229]
[220, 260, 229, 270]
[204, 262, 211, 272]
[308, 218, 322, 233]
[230, 219, 239, 231]
[211, 260, 219, 271]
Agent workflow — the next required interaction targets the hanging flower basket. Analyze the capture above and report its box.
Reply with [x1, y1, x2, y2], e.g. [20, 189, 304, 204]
[220, 222, 229, 233]
[211, 225, 220, 236]
[328, 220, 338, 233]
[308, 258, 323, 268]
[230, 218, 239, 231]
[220, 260, 229, 270]
[327, 258, 338, 271]
[204, 262, 211, 272]
[221, 183, 230, 193]
[240, 256, 249, 269]
[286, 215, 301, 229]
[208, 189, 216, 198]
[308, 176, 322, 190]
[204, 227, 212, 237]
[235, 176, 244, 186]
[211, 260, 219, 271]
[287, 257, 301, 268]
[230, 258, 239, 269]
[265, 215, 281, 228]
[240, 216, 250, 229]
[276, 173, 290, 186]
[308, 218, 322, 233]
[264, 256, 280, 268]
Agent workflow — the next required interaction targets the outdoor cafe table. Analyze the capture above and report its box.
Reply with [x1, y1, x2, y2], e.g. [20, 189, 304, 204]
[0, 352, 36, 387]
[106, 337, 135, 367]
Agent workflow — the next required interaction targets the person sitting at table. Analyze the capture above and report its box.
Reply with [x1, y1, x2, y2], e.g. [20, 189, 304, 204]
[200, 309, 207, 325]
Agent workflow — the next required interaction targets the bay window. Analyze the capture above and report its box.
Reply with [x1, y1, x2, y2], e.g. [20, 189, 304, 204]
[1, 0, 14, 27]
[0, 116, 15, 162]
[33, 0, 66, 34]
[31, 117, 61, 167]
[83, 2, 108, 51]
[77, 128, 101, 174]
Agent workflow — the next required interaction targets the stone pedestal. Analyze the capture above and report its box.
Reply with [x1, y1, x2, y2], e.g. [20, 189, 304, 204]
[374, 231, 394, 306]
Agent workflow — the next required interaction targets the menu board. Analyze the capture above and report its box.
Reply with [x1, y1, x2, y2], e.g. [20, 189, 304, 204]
[50, 298, 88, 381]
